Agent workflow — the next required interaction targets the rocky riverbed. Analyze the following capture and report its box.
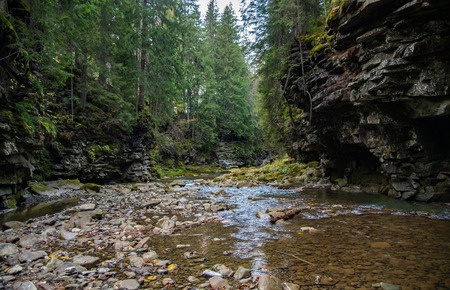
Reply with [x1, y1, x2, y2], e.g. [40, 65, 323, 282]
[1, 179, 450, 290]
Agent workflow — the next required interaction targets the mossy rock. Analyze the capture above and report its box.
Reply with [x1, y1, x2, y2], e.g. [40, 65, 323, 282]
[81, 183, 101, 193]
[307, 161, 320, 167]
[5, 197, 17, 208]
[56, 179, 81, 186]
[30, 182, 58, 195]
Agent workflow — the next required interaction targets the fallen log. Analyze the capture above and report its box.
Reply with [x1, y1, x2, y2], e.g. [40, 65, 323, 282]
[269, 207, 302, 224]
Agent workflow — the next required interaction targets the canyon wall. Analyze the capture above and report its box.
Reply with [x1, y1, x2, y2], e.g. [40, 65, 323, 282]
[285, 0, 450, 201]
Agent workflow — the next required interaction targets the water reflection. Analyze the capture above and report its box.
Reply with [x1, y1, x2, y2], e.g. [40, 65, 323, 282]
[0, 198, 79, 225]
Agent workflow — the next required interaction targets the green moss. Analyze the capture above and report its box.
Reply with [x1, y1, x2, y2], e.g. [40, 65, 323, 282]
[31, 182, 54, 193]
[157, 164, 223, 179]
[56, 179, 81, 186]
[6, 197, 17, 208]
[81, 183, 101, 193]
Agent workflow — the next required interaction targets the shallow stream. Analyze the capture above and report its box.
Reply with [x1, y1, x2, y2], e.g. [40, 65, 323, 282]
[149, 182, 450, 289]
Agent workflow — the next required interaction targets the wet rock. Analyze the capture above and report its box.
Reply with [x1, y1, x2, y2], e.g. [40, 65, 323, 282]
[211, 203, 228, 212]
[2, 221, 25, 230]
[188, 276, 200, 284]
[170, 180, 185, 187]
[19, 250, 47, 262]
[126, 255, 145, 268]
[12, 281, 37, 290]
[114, 279, 140, 290]
[256, 211, 270, 219]
[282, 282, 300, 290]
[64, 284, 83, 290]
[59, 229, 77, 241]
[184, 251, 200, 259]
[44, 258, 63, 272]
[0, 243, 19, 256]
[1, 275, 16, 282]
[299, 227, 319, 233]
[233, 266, 251, 280]
[142, 199, 162, 208]
[78, 203, 96, 211]
[209, 276, 229, 289]
[142, 250, 158, 262]
[202, 269, 223, 278]
[73, 255, 99, 268]
[7, 264, 23, 274]
[213, 264, 233, 277]
[135, 236, 150, 249]
[258, 274, 283, 290]
[162, 277, 175, 286]
[237, 181, 253, 188]
[156, 216, 176, 230]
[18, 235, 42, 249]
[55, 262, 87, 275]
[380, 282, 401, 290]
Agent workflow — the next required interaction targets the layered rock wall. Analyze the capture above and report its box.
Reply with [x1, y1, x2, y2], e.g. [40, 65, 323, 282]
[285, 0, 450, 201]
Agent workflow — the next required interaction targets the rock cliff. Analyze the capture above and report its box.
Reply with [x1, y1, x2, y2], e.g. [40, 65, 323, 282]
[284, 0, 450, 201]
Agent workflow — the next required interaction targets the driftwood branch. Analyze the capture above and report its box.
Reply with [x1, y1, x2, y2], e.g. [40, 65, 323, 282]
[274, 250, 315, 266]
[270, 207, 302, 224]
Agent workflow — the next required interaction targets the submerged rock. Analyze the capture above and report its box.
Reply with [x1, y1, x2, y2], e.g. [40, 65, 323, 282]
[258, 274, 282, 290]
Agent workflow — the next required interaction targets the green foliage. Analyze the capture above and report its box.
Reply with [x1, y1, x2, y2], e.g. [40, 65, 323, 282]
[242, 0, 332, 156]
[33, 149, 53, 181]
[16, 100, 57, 138]
[87, 144, 118, 162]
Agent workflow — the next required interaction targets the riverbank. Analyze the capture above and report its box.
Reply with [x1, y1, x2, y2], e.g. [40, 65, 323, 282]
[1, 178, 450, 290]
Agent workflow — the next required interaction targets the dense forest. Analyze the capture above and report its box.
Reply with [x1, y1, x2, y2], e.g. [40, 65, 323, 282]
[0, 0, 332, 182]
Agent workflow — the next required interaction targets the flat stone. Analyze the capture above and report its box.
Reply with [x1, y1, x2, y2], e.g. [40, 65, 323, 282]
[126, 256, 145, 268]
[0, 243, 19, 256]
[19, 250, 47, 262]
[59, 229, 77, 241]
[142, 199, 162, 208]
[73, 255, 100, 267]
[209, 276, 229, 289]
[12, 281, 38, 290]
[7, 264, 23, 274]
[78, 203, 96, 211]
[2, 221, 25, 230]
[64, 284, 83, 290]
[55, 262, 87, 275]
[18, 235, 43, 249]
[115, 279, 140, 290]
